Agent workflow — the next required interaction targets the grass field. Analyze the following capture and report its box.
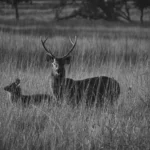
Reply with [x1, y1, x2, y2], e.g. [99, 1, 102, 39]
[0, 1, 150, 150]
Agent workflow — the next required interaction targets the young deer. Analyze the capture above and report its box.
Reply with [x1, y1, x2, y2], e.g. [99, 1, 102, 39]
[4, 78, 52, 106]
[41, 36, 120, 107]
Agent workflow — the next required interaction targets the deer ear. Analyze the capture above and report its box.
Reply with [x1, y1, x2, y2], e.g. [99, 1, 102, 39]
[46, 55, 54, 62]
[64, 56, 71, 64]
[15, 78, 20, 86]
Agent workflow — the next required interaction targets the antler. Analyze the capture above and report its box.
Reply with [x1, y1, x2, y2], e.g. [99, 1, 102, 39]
[62, 36, 77, 58]
[41, 38, 55, 58]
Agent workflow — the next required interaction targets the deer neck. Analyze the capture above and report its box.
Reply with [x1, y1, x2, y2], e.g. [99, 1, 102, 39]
[51, 68, 66, 85]
[51, 70, 66, 99]
[11, 88, 22, 102]
[51, 72, 65, 86]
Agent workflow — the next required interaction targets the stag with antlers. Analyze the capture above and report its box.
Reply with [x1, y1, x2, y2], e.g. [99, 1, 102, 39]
[41, 36, 120, 107]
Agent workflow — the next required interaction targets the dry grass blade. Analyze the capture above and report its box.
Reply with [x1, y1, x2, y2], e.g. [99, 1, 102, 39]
[32, 105, 63, 135]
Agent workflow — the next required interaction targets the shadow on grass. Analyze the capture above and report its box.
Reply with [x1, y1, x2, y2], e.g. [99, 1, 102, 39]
[0, 18, 150, 40]
[0, 25, 150, 41]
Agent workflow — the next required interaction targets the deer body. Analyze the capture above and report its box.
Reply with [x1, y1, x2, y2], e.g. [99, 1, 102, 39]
[42, 36, 120, 107]
[51, 72, 120, 106]
[4, 79, 52, 106]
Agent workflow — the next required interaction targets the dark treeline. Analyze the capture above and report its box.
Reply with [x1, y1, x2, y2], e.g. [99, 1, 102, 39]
[55, 0, 150, 23]
[0, 0, 150, 23]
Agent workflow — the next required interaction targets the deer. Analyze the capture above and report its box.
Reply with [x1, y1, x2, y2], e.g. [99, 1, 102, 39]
[4, 78, 53, 106]
[41, 36, 120, 107]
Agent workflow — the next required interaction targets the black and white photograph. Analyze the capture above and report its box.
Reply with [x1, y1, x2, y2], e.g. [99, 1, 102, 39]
[0, 0, 150, 149]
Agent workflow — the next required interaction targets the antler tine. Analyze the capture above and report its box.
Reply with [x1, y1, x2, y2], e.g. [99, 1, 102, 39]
[41, 38, 55, 58]
[63, 36, 77, 58]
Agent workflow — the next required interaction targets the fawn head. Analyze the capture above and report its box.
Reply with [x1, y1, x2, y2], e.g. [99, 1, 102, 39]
[41, 36, 77, 78]
[4, 78, 21, 96]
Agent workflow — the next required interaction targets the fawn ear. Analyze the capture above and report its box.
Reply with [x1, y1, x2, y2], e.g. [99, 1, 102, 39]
[63, 56, 71, 64]
[15, 78, 20, 86]
[46, 55, 54, 62]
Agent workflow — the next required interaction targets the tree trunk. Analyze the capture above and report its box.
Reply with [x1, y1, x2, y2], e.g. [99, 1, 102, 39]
[140, 8, 144, 24]
[55, 8, 61, 20]
[14, 3, 19, 20]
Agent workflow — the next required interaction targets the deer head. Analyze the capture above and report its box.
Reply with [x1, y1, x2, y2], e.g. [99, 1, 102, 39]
[4, 78, 22, 99]
[4, 78, 20, 92]
[41, 36, 77, 78]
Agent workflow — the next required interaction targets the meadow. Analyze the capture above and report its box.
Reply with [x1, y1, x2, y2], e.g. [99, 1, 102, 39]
[0, 1, 150, 150]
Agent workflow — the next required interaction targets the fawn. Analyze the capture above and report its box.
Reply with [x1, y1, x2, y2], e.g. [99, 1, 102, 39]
[4, 78, 52, 106]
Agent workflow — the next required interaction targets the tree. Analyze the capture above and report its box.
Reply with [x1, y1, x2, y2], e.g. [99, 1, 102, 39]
[133, 0, 150, 23]
[54, 0, 76, 20]
[112, 0, 132, 22]
[78, 0, 126, 20]
[123, 0, 131, 21]
[0, 0, 32, 20]
[54, 0, 67, 20]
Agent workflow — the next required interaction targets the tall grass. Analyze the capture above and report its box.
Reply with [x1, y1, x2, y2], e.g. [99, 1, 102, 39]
[0, 27, 150, 150]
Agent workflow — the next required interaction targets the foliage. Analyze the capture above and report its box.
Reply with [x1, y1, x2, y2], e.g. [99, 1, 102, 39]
[133, 0, 150, 10]
[54, 0, 150, 23]
[74, 0, 131, 20]
[133, 0, 150, 23]
[0, 0, 150, 22]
